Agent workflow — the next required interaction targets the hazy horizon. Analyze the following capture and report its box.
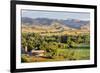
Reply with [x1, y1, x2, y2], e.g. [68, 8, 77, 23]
[21, 10, 90, 21]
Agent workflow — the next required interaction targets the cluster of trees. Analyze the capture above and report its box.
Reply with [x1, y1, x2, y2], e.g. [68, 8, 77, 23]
[22, 32, 90, 58]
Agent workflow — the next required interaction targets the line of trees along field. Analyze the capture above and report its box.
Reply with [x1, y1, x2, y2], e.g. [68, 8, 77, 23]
[21, 32, 90, 62]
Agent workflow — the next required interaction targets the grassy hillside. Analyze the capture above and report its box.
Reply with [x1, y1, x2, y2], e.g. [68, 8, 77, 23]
[22, 24, 90, 36]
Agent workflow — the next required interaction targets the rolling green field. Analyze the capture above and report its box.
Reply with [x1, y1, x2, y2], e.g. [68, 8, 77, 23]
[21, 48, 90, 62]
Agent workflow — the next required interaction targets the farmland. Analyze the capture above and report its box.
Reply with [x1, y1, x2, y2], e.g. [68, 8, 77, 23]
[22, 49, 90, 63]
[21, 26, 90, 62]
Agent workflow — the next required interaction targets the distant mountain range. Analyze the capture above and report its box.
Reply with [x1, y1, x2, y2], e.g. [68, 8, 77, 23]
[22, 17, 90, 29]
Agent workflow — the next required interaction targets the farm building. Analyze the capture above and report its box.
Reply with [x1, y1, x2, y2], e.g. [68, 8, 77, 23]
[31, 50, 45, 57]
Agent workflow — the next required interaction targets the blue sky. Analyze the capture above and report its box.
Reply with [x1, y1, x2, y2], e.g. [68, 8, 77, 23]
[21, 10, 90, 21]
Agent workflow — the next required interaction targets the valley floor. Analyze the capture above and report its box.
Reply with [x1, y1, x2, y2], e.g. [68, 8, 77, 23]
[21, 48, 90, 63]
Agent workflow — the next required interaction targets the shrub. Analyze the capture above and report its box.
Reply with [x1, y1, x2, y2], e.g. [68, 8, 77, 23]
[21, 54, 29, 62]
